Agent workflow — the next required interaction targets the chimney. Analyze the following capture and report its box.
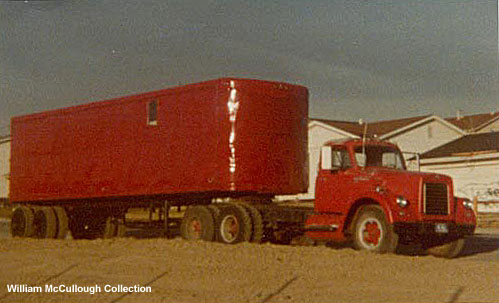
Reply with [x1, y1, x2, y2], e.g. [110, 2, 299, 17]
[456, 109, 462, 120]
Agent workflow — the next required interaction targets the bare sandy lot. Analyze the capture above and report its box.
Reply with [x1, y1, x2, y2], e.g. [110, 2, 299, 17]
[0, 236, 497, 303]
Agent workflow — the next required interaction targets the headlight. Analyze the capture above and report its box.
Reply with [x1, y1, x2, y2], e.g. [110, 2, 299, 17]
[396, 196, 409, 208]
[462, 199, 474, 210]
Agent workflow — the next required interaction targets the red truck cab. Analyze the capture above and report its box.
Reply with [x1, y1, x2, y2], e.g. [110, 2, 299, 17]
[306, 138, 476, 258]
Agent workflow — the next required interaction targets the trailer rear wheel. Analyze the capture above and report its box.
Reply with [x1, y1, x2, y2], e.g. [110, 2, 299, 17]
[10, 206, 35, 238]
[33, 207, 58, 239]
[216, 204, 252, 244]
[240, 203, 264, 243]
[426, 238, 465, 259]
[352, 205, 398, 253]
[53, 206, 69, 239]
[180, 206, 215, 241]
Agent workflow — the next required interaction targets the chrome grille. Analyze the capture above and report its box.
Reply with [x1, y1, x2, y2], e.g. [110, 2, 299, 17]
[424, 183, 449, 215]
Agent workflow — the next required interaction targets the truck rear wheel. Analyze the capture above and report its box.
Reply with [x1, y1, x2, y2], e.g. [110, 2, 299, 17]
[426, 238, 465, 259]
[239, 203, 264, 243]
[352, 205, 398, 253]
[33, 207, 58, 239]
[180, 206, 215, 241]
[216, 204, 252, 244]
[10, 206, 35, 238]
[53, 206, 69, 239]
[207, 204, 223, 222]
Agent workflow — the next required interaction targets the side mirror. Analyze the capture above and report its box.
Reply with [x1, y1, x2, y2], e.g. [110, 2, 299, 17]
[321, 146, 332, 170]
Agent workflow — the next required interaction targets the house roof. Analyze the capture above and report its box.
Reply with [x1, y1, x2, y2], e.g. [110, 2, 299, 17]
[420, 132, 499, 159]
[311, 119, 365, 137]
[446, 112, 499, 132]
[311, 115, 430, 138]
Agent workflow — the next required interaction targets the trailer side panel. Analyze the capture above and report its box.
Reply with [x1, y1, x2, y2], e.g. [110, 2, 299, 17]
[10, 78, 308, 203]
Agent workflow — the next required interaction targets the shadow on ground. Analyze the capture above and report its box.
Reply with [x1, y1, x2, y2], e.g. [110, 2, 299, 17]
[460, 234, 499, 257]
[394, 234, 499, 258]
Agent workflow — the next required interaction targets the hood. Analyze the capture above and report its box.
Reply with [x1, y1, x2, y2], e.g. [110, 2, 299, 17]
[359, 167, 453, 201]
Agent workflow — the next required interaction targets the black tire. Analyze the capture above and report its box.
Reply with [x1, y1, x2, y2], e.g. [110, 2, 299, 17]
[216, 203, 252, 244]
[352, 205, 398, 253]
[10, 206, 35, 238]
[426, 238, 465, 259]
[239, 203, 264, 243]
[180, 206, 215, 241]
[33, 207, 58, 239]
[53, 206, 69, 239]
[207, 204, 223, 222]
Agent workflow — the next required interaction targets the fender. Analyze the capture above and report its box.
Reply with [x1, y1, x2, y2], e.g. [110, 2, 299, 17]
[347, 190, 396, 224]
[454, 197, 477, 226]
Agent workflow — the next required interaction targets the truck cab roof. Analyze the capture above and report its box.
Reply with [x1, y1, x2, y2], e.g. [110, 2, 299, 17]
[323, 138, 400, 150]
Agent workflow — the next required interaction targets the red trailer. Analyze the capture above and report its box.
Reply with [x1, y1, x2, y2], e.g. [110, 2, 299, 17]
[9, 78, 474, 258]
[10, 78, 308, 202]
[10, 78, 309, 240]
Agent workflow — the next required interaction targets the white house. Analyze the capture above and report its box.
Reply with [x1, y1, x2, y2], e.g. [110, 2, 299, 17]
[377, 115, 466, 158]
[419, 132, 499, 213]
[0, 136, 10, 204]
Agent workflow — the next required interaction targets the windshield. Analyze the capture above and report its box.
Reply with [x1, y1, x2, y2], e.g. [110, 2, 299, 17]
[354, 146, 405, 170]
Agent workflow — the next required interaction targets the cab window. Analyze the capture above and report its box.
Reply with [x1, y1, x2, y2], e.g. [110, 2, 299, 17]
[331, 148, 351, 170]
[354, 146, 405, 170]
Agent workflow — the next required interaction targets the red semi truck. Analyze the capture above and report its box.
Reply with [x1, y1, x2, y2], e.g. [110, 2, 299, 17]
[9, 78, 475, 258]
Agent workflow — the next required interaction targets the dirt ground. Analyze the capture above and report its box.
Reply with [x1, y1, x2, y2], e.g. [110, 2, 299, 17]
[0, 236, 497, 303]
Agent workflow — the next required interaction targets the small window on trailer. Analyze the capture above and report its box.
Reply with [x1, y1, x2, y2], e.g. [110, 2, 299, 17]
[147, 100, 158, 126]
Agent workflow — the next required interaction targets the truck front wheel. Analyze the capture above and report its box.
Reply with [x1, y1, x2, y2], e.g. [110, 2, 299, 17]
[426, 238, 465, 259]
[352, 205, 398, 253]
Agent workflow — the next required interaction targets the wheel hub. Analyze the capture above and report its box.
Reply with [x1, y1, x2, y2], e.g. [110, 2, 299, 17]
[189, 218, 202, 239]
[221, 215, 239, 243]
[360, 218, 383, 248]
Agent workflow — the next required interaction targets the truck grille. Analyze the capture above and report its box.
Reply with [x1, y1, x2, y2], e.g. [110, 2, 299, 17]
[424, 183, 449, 215]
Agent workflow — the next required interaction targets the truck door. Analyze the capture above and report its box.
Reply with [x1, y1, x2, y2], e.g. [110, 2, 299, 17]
[315, 146, 353, 213]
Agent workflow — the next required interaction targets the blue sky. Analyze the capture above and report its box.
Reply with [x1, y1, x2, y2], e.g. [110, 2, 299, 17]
[0, 0, 497, 134]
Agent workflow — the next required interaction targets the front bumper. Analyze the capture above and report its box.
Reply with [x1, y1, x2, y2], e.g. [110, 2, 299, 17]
[393, 222, 475, 238]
